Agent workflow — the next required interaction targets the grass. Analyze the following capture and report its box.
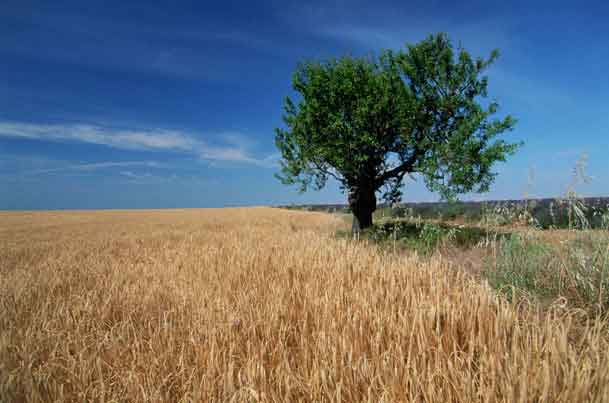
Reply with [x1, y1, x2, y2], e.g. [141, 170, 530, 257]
[284, 197, 609, 230]
[2, 208, 609, 402]
[339, 219, 510, 256]
[348, 208, 609, 316]
[485, 231, 609, 313]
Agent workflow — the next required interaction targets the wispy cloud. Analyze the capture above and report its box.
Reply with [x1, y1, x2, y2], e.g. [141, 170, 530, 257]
[0, 159, 162, 184]
[117, 171, 220, 186]
[0, 121, 277, 167]
[119, 170, 152, 179]
[22, 161, 161, 176]
[0, 122, 196, 151]
[118, 170, 160, 184]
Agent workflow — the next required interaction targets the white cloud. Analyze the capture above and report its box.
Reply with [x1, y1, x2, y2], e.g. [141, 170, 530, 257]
[16, 161, 160, 176]
[0, 122, 196, 151]
[117, 171, 219, 186]
[120, 170, 146, 178]
[118, 170, 158, 184]
[0, 121, 277, 167]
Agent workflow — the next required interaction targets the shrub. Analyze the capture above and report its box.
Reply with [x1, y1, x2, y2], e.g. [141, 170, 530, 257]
[419, 223, 456, 251]
[355, 220, 500, 255]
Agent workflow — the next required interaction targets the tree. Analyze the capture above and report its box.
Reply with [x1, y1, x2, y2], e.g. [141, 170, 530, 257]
[275, 33, 521, 232]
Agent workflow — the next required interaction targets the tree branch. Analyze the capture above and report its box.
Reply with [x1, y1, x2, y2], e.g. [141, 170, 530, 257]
[312, 160, 343, 183]
[374, 145, 425, 187]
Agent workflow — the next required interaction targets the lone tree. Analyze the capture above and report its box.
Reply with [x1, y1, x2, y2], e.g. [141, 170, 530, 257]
[275, 33, 521, 231]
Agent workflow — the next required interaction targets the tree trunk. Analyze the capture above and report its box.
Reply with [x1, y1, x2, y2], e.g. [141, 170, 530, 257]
[348, 185, 376, 233]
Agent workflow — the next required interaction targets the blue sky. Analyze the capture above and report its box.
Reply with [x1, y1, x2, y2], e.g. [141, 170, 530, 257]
[1, 0, 608, 209]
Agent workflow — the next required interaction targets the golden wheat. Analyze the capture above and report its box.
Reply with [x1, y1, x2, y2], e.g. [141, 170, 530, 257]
[1, 208, 608, 402]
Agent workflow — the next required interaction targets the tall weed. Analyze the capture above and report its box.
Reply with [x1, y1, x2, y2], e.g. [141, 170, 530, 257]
[486, 232, 609, 314]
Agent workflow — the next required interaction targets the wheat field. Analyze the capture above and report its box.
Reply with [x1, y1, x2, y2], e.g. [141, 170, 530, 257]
[1, 208, 608, 402]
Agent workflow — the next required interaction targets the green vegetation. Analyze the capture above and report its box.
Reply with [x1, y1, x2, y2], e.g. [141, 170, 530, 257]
[282, 197, 609, 230]
[331, 194, 609, 315]
[337, 219, 509, 255]
[275, 33, 520, 231]
[485, 232, 609, 314]
[273, 37, 607, 315]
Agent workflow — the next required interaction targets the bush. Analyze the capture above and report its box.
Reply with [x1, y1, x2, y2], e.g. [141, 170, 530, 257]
[355, 220, 502, 255]
[419, 223, 450, 251]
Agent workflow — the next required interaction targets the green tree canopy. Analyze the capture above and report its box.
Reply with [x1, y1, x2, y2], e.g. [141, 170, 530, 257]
[275, 33, 521, 231]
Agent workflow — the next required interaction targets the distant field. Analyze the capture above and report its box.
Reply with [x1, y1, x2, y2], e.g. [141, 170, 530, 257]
[1, 208, 609, 402]
[279, 197, 609, 229]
